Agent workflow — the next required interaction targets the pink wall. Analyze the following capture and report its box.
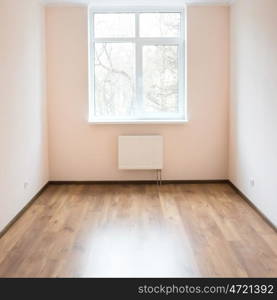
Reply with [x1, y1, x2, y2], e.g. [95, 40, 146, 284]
[46, 5, 229, 181]
[0, 0, 49, 231]
[229, 0, 277, 226]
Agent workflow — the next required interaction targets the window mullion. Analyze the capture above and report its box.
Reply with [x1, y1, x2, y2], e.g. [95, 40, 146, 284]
[93, 37, 135, 43]
[135, 13, 143, 118]
[138, 38, 179, 45]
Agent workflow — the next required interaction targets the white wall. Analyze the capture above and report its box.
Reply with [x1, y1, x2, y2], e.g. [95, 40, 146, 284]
[229, 0, 277, 226]
[0, 0, 49, 231]
[46, 6, 230, 181]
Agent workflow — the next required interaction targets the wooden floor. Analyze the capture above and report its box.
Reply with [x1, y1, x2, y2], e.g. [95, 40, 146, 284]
[0, 183, 276, 277]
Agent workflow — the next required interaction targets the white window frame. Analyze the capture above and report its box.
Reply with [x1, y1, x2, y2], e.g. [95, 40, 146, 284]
[88, 7, 187, 124]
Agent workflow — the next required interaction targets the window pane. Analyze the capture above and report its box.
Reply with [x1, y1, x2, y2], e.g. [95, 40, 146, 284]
[94, 13, 135, 38]
[94, 43, 135, 117]
[140, 13, 180, 37]
[143, 45, 178, 113]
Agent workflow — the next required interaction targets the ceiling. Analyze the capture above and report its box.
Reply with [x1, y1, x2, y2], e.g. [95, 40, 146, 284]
[42, 0, 234, 6]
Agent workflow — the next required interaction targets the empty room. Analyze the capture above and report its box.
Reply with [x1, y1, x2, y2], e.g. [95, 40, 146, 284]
[0, 0, 277, 293]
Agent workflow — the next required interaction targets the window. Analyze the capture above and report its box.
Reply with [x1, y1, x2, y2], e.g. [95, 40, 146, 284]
[89, 9, 186, 123]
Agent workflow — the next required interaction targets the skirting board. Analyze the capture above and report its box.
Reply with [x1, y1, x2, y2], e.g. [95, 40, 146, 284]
[0, 183, 49, 239]
[228, 181, 277, 233]
[49, 179, 229, 185]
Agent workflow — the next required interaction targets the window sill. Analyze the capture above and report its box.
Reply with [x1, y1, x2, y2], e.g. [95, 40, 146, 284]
[88, 119, 188, 125]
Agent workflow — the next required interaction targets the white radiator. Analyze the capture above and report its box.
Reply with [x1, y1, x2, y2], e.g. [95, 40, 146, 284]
[118, 135, 163, 170]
